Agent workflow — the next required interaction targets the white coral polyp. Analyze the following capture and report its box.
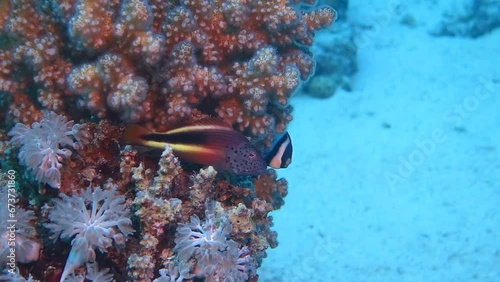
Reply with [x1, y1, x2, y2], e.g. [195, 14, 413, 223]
[173, 206, 256, 281]
[8, 111, 85, 189]
[45, 185, 134, 282]
[46, 185, 134, 252]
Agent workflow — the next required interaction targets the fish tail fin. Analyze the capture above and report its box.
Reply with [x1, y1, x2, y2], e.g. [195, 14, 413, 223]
[123, 124, 151, 145]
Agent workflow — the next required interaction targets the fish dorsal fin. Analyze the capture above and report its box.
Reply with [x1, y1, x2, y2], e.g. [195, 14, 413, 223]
[163, 117, 250, 150]
[167, 117, 233, 134]
[185, 117, 232, 128]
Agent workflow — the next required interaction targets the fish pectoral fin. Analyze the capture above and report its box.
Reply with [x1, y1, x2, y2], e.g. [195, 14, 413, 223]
[170, 144, 227, 168]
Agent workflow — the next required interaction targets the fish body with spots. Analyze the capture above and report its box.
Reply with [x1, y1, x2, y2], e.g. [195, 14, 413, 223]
[124, 118, 293, 175]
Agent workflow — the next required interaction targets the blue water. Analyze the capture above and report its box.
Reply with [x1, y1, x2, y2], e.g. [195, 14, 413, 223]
[259, 2, 500, 281]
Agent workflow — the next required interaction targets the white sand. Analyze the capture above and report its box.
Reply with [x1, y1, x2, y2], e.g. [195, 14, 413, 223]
[259, 1, 500, 281]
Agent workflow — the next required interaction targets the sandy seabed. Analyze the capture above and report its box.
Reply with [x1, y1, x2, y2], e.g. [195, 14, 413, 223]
[259, 1, 500, 281]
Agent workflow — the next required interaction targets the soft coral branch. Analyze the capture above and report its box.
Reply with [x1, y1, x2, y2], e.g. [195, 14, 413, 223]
[173, 202, 256, 281]
[44, 185, 134, 281]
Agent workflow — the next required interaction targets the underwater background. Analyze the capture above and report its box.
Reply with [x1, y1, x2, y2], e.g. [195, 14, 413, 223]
[261, 0, 500, 281]
[0, 0, 498, 281]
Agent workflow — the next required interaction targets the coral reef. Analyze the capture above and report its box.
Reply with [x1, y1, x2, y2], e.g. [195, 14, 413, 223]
[1, 0, 334, 147]
[432, 0, 500, 38]
[302, 0, 357, 98]
[0, 0, 334, 280]
[321, 0, 348, 21]
[127, 146, 183, 280]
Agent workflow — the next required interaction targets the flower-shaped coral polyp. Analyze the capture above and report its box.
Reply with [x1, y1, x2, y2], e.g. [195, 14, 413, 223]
[173, 205, 256, 281]
[8, 111, 87, 188]
[45, 185, 134, 281]
[45, 185, 134, 252]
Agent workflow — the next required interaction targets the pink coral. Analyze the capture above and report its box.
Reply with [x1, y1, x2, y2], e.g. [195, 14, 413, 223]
[1, 0, 334, 149]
